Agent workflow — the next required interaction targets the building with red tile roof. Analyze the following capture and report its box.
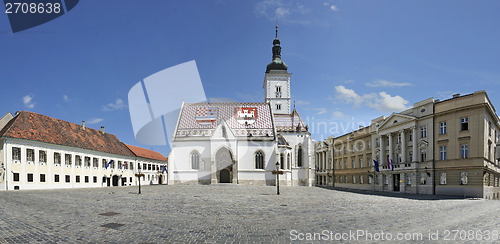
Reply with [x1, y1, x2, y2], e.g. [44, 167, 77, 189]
[0, 111, 167, 190]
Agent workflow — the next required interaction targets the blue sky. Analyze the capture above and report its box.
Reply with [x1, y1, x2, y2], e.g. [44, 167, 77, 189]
[1, 0, 500, 155]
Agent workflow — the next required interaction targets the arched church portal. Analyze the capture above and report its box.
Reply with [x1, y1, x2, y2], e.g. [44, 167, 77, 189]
[215, 148, 234, 183]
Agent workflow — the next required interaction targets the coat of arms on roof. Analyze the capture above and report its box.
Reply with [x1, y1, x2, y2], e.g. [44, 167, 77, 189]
[195, 107, 218, 125]
[235, 107, 257, 125]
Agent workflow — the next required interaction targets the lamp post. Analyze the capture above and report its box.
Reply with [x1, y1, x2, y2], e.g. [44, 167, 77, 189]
[275, 161, 280, 195]
[137, 165, 142, 195]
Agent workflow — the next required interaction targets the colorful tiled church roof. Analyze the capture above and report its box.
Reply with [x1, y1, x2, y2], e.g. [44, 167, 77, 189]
[175, 102, 275, 138]
[126, 144, 167, 161]
[274, 109, 308, 132]
[0, 111, 135, 157]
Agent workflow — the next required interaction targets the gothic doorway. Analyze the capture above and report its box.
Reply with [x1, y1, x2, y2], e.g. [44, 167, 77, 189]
[216, 147, 234, 183]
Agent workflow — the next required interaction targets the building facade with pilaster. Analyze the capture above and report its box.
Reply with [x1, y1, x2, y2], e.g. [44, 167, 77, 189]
[323, 90, 500, 199]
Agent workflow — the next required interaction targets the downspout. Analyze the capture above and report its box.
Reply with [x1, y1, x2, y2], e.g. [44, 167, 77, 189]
[4, 139, 8, 191]
[432, 103, 436, 195]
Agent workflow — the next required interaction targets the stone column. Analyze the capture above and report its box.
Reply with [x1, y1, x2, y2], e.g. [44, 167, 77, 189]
[401, 129, 406, 164]
[388, 133, 393, 165]
[380, 135, 385, 166]
[412, 126, 418, 162]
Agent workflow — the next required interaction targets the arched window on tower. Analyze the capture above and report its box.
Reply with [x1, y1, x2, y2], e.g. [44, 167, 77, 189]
[191, 151, 200, 170]
[276, 85, 282, 98]
[276, 103, 282, 110]
[297, 145, 303, 167]
[255, 151, 264, 169]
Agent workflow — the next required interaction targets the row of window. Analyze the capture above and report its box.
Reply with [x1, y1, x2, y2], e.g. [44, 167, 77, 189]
[335, 172, 475, 186]
[189, 148, 304, 170]
[335, 141, 372, 156]
[439, 117, 470, 135]
[335, 157, 372, 170]
[11, 173, 134, 184]
[438, 144, 470, 160]
[336, 173, 430, 185]
[12, 147, 165, 172]
[11, 147, 135, 170]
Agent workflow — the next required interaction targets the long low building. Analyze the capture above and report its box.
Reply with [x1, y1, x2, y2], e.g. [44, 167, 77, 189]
[317, 90, 500, 199]
[0, 111, 167, 190]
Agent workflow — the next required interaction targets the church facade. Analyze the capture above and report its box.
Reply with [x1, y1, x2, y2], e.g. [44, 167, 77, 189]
[168, 27, 315, 186]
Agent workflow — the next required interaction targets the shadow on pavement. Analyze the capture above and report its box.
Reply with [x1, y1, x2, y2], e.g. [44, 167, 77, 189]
[316, 185, 478, 201]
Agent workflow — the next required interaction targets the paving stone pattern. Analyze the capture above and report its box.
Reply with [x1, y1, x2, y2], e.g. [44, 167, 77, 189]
[0, 185, 499, 243]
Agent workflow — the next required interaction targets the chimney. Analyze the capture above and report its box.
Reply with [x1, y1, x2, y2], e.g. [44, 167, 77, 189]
[82, 121, 86, 130]
[100, 126, 105, 134]
[452, 93, 460, 98]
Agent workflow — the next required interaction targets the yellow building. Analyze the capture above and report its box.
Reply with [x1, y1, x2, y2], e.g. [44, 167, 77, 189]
[321, 90, 500, 199]
[434, 91, 500, 199]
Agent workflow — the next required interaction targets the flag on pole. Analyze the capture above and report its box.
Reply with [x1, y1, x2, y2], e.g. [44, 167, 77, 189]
[373, 159, 380, 172]
[386, 156, 393, 170]
[105, 160, 113, 169]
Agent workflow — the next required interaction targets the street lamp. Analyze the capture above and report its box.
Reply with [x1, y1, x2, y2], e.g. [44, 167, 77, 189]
[137, 164, 142, 195]
[275, 161, 280, 195]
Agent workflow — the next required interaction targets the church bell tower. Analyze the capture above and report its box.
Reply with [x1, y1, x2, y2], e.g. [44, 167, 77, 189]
[264, 25, 291, 115]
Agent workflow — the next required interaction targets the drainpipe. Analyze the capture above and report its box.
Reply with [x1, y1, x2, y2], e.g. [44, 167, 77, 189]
[4, 140, 8, 191]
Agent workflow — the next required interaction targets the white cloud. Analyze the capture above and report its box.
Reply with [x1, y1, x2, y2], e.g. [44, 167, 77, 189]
[102, 98, 125, 111]
[332, 110, 346, 118]
[87, 118, 103, 124]
[313, 108, 328, 115]
[323, 2, 340, 12]
[333, 86, 410, 113]
[255, 0, 311, 24]
[23, 95, 35, 108]
[368, 92, 411, 112]
[365, 80, 413, 87]
[63, 95, 71, 102]
[334, 86, 363, 106]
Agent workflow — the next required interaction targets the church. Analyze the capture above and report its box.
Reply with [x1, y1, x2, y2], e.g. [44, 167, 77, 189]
[167, 27, 315, 186]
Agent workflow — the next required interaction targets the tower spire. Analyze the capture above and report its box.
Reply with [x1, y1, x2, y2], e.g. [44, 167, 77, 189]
[265, 25, 288, 73]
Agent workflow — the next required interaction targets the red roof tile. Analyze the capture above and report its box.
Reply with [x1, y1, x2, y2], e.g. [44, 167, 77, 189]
[0, 111, 135, 157]
[274, 109, 308, 132]
[176, 102, 275, 137]
[125, 144, 167, 161]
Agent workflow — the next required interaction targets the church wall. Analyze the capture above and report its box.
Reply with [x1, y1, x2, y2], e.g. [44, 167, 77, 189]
[237, 140, 277, 185]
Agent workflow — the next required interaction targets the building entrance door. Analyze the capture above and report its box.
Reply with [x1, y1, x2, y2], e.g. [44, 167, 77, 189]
[219, 168, 231, 183]
[393, 174, 400, 192]
[112, 175, 119, 186]
[215, 147, 234, 183]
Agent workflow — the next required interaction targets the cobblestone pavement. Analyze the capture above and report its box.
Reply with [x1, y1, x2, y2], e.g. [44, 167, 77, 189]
[1, 185, 500, 243]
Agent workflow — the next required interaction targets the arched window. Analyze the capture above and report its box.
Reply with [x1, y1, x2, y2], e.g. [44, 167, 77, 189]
[297, 145, 303, 167]
[275, 85, 282, 98]
[255, 151, 264, 169]
[280, 153, 285, 170]
[191, 151, 200, 170]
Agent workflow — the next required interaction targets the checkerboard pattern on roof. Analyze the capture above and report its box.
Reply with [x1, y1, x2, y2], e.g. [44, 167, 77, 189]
[176, 103, 274, 137]
[274, 111, 307, 132]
